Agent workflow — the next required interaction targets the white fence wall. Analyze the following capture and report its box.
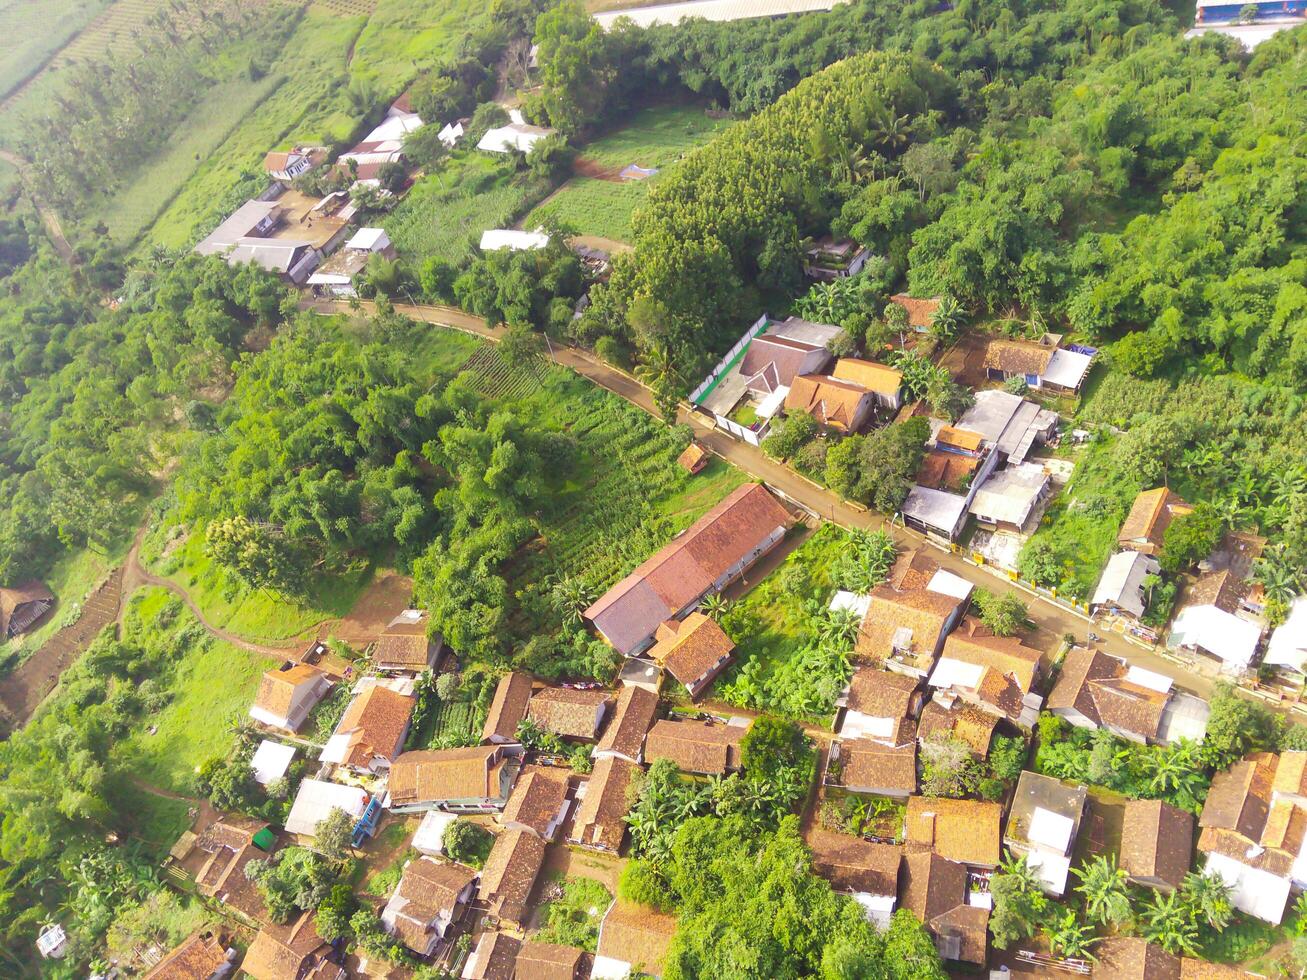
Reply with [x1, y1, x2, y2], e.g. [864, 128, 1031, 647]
[690, 313, 769, 404]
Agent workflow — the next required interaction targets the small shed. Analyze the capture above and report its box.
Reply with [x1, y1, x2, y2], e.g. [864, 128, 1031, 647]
[36, 924, 67, 959]
[251, 740, 297, 786]
[412, 810, 458, 856]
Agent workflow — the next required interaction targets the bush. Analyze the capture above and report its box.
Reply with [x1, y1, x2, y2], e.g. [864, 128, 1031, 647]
[619, 859, 669, 911]
[442, 819, 493, 868]
[762, 411, 818, 460]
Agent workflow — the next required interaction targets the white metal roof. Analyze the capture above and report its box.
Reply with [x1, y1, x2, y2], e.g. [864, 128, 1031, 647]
[829, 590, 872, 619]
[479, 229, 550, 252]
[1027, 807, 1076, 854]
[902, 485, 968, 538]
[928, 657, 985, 692]
[755, 385, 788, 419]
[840, 710, 897, 741]
[412, 810, 458, 855]
[767, 316, 843, 348]
[1025, 848, 1072, 896]
[1204, 852, 1292, 923]
[1185, 21, 1298, 49]
[285, 779, 369, 837]
[476, 123, 556, 154]
[347, 228, 390, 252]
[927, 568, 974, 601]
[968, 463, 1049, 526]
[1265, 596, 1307, 671]
[595, 0, 848, 29]
[437, 121, 464, 147]
[1042, 348, 1093, 389]
[251, 739, 296, 786]
[1170, 605, 1262, 668]
[1123, 665, 1173, 695]
[1091, 550, 1159, 618]
[956, 389, 1023, 445]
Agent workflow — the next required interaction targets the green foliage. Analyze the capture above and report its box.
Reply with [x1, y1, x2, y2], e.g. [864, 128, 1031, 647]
[314, 807, 356, 862]
[989, 854, 1049, 949]
[830, 529, 897, 593]
[315, 884, 358, 943]
[442, 819, 493, 869]
[825, 417, 929, 512]
[1160, 503, 1224, 575]
[762, 411, 819, 461]
[455, 239, 583, 330]
[619, 859, 670, 912]
[973, 589, 1028, 637]
[245, 847, 346, 925]
[534, 876, 612, 951]
[1073, 855, 1132, 926]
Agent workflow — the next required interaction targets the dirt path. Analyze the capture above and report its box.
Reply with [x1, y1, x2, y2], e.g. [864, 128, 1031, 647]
[0, 149, 75, 264]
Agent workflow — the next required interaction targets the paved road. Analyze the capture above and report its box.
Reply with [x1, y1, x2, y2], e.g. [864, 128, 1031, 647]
[302, 297, 1218, 697]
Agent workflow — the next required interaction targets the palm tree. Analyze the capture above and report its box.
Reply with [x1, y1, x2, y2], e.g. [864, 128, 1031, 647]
[549, 574, 594, 626]
[1180, 870, 1233, 930]
[1073, 854, 1133, 926]
[818, 607, 861, 651]
[1140, 891, 1201, 957]
[928, 295, 965, 344]
[1253, 548, 1304, 606]
[1045, 908, 1098, 960]
[700, 593, 732, 622]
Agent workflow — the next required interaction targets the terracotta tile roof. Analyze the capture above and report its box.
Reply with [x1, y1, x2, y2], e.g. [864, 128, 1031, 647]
[384, 857, 476, 951]
[644, 718, 748, 775]
[1179, 959, 1261, 978]
[916, 451, 980, 492]
[740, 335, 822, 391]
[596, 900, 677, 975]
[196, 841, 267, 921]
[1118, 488, 1191, 552]
[846, 668, 920, 718]
[983, 339, 1053, 377]
[889, 549, 944, 591]
[832, 358, 903, 396]
[855, 586, 961, 669]
[0, 580, 54, 637]
[676, 443, 708, 472]
[1090, 677, 1169, 740]
[649, 613, 734, 693]
[330, 685, 414, 768]
[807, 828, 901, 896]
[388, 746, 503, 807]
[917, 699, 998, 758]
[501, 768, 569, 837]
[144, 932, 230, 980]
[477, 828, 547, 923]
[1198, 825, 1294, 876]
[517, 942, 586, 980]
[595, 685, 659, 761]
[482, 672, 534, 742]
[836, 739, 917, 794]
[527, 688, 612, 739]
[1186, 568, 1249, 615]
[464, 932, 521, 980]
[1047, 646, 1120, 723]
[584, 484, 791, 655]
[1094, 937, 1181, 980]
[254, 665, 324, 718]
[899, 851, 988, 964]
[904, 796, 1002, 867]
[889, 294, 941, 329]
[784, 374, 872, 431]
[940, 617, 1044, 704]
[570, 756, 638, 851]
[372, 619, 437, 669]
[1259, 798, 1307, 852]
[1120, 800, 1194, 890]
[935, 426, 985, 453]
[241, 914, 332, 980]
[1274, 752, 1307, 797]
[1199, 753, 1276, 840]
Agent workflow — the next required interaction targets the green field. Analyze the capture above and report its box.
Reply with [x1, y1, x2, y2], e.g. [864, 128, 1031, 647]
[0, 545, 118, 672]
[527, 105, 735, 242]
[0, 0, 109, 101]
[347, 0, 493, 91]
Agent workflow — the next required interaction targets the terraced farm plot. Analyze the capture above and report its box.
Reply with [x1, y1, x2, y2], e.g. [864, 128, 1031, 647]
[0, 0, 109, 101]
[527, 104, 734, 242]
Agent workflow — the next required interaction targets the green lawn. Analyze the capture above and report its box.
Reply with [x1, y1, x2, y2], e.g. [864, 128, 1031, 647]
[147, 529, 371, 644]
[347, 0, 493, 91]
[110, 780, 195, 856]
[527, 105, 735, 242]
[118, 588, 269, 795]
[0, 0, 109, 101]
[535, 876, 613, 951]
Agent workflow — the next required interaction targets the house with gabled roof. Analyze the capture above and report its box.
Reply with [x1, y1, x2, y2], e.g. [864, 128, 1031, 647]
[498, 767, 570, 840]
[899, 851, 989, 965]
[462, 933, 586, 980]
[927, 617, 1045, 727]
[482, 671, 534, 744]
[644, 717, 749, 775]
[904, 796, 1002, 869]
[240, 913, 342, 980]
[827, 738, 916, 797]
[1170, 569, 1265, 672]
[584, 483, 791, 656]
[835, 668, 922, 743]
[888, 294, 941, 334]
[380, 857, 477, 955]
[966, 462, 1051, 533]
[854, 570, 969, 679]
[320, 683, 414, 773]
[1092, 551, 1162, 622]
[1118, 488, 1193, 556]
[193, 820, 276, 923]
[1047, 647, 1209, 745]
[477, 828, 547, 926]
[387, 745, 522, 813]
[0, 581, 54, 639]
[569, 756, 639, 853]
[371, 610, 443, 673]
[783, 374, 875, 433]
[984, 338, 1093, 393]
[249, 664, 332, 733]
[807, 828, 901, 927]
[1004, 771, 1088, 896]
[591, 900, 677, 980]
[832, 357, 904, 410]
[594, 685, 659, 764]
[527, 687, 613, 741]
[917, 699, 998, 759]
[142, 931, 235, 980]
[1120, 799, 1195, 892]
[647, 613, 734, 700]
[1094, 937, 1181, 979]
[954, 389, 1059, 465]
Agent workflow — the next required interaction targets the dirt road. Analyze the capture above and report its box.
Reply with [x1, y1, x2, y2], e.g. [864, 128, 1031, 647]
[302, 296, 1219, 698]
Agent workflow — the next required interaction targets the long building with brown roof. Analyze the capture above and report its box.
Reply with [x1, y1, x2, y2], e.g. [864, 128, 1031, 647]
[783, 374, 875, 432]
[240, 914, 341, 980]
[855, 577, 968, 678]
[371, 612, 442, 673]
[380, 857, 477, 955]
[594, 684, 659, 764]
[569, 756, 638, 853]
[143, 931, 233, 980]
[499, 768, 570, 840]
[928, 617, 1045, 725]
[595, 900, 678, 978]
[899, 851, 989, 965]
[904, 796, 1002, 869]
[584, 483, 791, 655]
[1118, 487, 1192, 556]
[387, 745, 521, 813]
[477, 828, 547, 925]
[482, 671, 533, 744]
[644, 717, 748, 775]
[1120, 799, 1194, 892]
[321, 683, 414, 773]
[807, 829, 901, 927]
[829, 738, 916, 797]
[527, 687, 613, 740]
[648, 613, 735, 699]
[1048, 647, 1192, 745]
[832, 357, 904, 409]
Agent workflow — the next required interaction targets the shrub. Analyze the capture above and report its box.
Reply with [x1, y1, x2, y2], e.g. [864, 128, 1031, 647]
[442, 819, 494, 868]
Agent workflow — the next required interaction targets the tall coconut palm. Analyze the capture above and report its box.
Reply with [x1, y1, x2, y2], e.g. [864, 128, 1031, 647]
[549, 574, 595, 626]
[1253, 549, 1304, 606]
[1073, 854, 1133, 926]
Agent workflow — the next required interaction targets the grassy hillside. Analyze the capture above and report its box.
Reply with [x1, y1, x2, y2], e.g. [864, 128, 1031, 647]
[0, 0, 110, 101]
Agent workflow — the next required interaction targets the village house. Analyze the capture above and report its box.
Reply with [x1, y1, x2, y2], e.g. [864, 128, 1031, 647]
[284, 779, 377, 841]
[387, 745, 523, 813]
[240, 914, 342, 980]
[591, 900, 678, 980]
[1264, 596, 1307, 683]
[438, 119, 467, 148]
[807, 829, 902, 927]
[1091, 550, 1162, 623]
[1197, 751, 1307, 923]
[193, 820, 277, 924]
[0, 581, 54, 639]
[194, 200, 322, 285]
[1047, 647, 1210, 745]
[476, 122, 557, 154]
[1120, 799, 1195, 892]
[1169, 571, 1265, 673]
[462, 933, 586, 980]
[251, 740, 296, 794]
[927, 617, 1045, 726]
[480, 228, 550, 252]
[737, 317, 842, 396]
[481, 671, 534, 744]
[917, 698, 999, 760]
[916, 449, 981, 495]
[320, 683, 415, 773]
[593, 684, 659, 764]
[966, 462, 1051, 534]
[854, 554, 971, 678]
[831, 358, 904, 411]
[142, 931, 236, 980]
[888, 294, 941, 334]
[527, 687, 613, 741]
[1117, 487, 1193, 556]
[676, 442, 710, 474]
[827, 738, 917, 798]
[904, 796, 1003, 869]
[263, 147, 324, 182]
[1004, 771, 1089, 896]
[899, 850, 990, 966]
[569, 756, 639, 853]
[983, 338, 1094, 393]
[783, 374, 875, 433]
[834, 668, 923, 743]
[476, 828, 547, 926]
[306, 227, 397, 298]
[954, 389, 1060, 465]
[1094, 937, 1181, 979]
[584, 483, 792, 656]
[644, 717, 749, 776]
[646, 612, 735, 700]
[802, 236, 871, 280]
[248, 663, 332, 733]
[498, 768, 570, 840]
[380, 857, 477, 956]
[369, 610, 443, 674]
[901, 428, 1001, 541]
[335, 101, 422, 183]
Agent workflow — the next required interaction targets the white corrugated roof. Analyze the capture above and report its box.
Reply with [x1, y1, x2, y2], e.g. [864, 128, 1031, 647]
[285, 779, 368, 837]
[1204, 851, 1292, 923]
[928, 657, 985, 691]
[1123, 665, 1173, 694]
[968, 464, 1049, 527]
[480, 229, 549, 252]
[1028, 807, 1075, 854]
[829, 590, 872, 618]
[1170, 605, 1262, 668]
[927, 569, 974, 601]
[411, 810, 458, 855]
[1042, 348, 1093, 389]
[347, 228, 390, 252]
[1091, 550, 1159, 618]
[1266, 596, 1307, 671]
[251, 740, 296, 786]
[1025, 848, 1073, 896]
[476, 123, 556, 154]
[902, 486, 968, 537]
[595, 0, 847, 28]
